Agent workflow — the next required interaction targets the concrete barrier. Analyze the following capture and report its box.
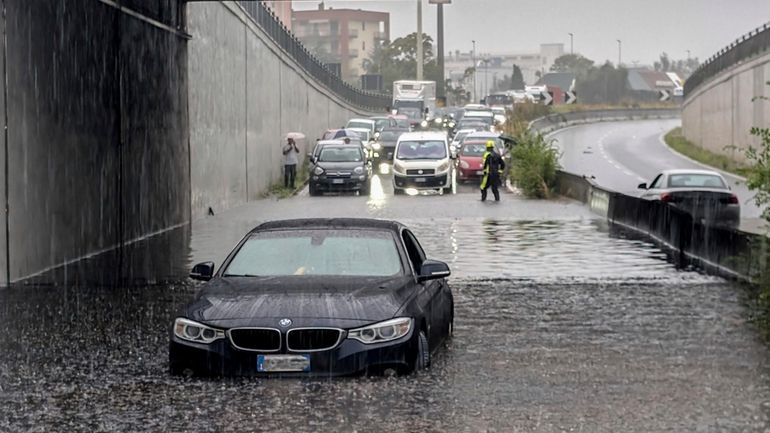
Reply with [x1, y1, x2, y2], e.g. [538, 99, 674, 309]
[556, 170, 768, 281]
[529, 108, 681, 135]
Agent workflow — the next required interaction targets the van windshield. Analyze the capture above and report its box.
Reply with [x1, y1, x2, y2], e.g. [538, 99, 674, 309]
[397, 140, 447, 160]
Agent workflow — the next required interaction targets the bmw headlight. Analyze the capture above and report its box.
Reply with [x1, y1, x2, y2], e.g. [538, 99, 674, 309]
[313, 166, 324, 175]
[348, 318, 412, 344]
[372, 142, 382, 151]
[173, 318, 225, 344]
[353, 166, 364, 174]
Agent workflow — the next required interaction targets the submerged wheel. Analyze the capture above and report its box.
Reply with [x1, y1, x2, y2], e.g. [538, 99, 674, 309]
[360, 182, 371, 196]
[415, 330, 431, 370]
[309, 184, 319, 196]
[393, 187, 404, 195]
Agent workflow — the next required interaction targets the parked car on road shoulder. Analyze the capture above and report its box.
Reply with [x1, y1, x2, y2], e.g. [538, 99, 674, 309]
[637, 169, 740, 228]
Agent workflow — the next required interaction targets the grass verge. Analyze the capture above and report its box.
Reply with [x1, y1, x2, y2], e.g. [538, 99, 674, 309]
[262, 163, 309, 199]
[664, 127, 749, 177]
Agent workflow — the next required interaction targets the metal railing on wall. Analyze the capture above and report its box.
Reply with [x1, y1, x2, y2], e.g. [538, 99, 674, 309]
[685, 22, 770, 97]
[236, 1, 390, 111]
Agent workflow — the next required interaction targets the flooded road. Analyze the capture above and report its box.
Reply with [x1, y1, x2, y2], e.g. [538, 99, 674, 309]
[2, 183, 769, 432]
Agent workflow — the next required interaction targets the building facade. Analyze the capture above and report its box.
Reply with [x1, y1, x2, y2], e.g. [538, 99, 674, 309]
[293, 5, 389, 83]
[262, 0, 292, 30]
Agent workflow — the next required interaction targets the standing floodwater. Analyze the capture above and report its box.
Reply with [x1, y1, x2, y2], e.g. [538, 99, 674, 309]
[1, 193, 768, 432]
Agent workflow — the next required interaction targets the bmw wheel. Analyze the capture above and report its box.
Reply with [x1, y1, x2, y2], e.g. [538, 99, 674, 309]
[415, 330, 431, 370]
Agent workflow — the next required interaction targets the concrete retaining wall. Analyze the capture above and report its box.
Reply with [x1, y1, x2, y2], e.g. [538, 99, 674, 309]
[3, 0, 189, 284]
[529, 108, 681, 135]
[683, 52, 770, 164]
[187, 2, 367, 218]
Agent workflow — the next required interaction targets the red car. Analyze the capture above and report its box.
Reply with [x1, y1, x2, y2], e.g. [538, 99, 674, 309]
[456, 141, 489, 182]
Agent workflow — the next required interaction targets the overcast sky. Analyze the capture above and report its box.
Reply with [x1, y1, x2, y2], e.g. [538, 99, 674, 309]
[292, 0, 770, 65]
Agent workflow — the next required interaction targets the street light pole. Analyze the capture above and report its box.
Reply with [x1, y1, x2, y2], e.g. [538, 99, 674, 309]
[616, 39, 622, 67]
[471, 40, 476, 103]
[568, 33, 573, 55]
[437, 2, 445, 99]
[416, 0, 423, 80]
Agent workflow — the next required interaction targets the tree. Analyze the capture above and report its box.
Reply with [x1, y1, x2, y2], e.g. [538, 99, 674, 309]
[511, 64, 525, 90]
[363, 32, 439, 91]
[550, 54, 595, 78]
[576, 62, 628, 104]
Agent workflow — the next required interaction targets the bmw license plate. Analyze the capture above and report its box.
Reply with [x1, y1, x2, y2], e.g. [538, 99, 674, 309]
[415, 177, 426, 183]
[332, 179, 344, 184]
[257, 354, 310, 372]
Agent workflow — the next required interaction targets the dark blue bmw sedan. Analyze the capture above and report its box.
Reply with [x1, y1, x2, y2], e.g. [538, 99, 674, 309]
[169, 218, 453, 377]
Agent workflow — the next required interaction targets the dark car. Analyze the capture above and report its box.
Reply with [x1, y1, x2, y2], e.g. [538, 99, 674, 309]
[638, 169, 740, 228]
[371, 127, 408, 166]
[309, 144, 371, 196]
[169, 218, 454, 377]
[370, 116, 398, 132]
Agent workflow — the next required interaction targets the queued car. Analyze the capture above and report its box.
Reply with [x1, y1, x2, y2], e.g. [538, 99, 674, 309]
[346, 118, 376, 136]
[392, 131, 452, 195]
[371, 127, 409, 166]
[321, 128, 363, 141]
[455, 141, 488, 183]
[370, 116, 398, 132]
[309, 144, 371, 196]
[392, 114, 411, 129]
[170, 218, 454, 377]
[450, 129, 476, 157]
[637, 169, 740, 228]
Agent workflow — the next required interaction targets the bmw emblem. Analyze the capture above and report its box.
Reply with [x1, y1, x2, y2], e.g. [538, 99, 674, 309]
[279, 318, 292, 327]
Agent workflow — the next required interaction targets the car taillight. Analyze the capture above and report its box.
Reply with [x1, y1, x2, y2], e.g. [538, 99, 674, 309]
[660, 192, 673, 203]
[728, 194, 739, 204]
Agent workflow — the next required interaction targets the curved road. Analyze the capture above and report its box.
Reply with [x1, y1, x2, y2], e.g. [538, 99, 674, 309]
[552, 119, 763, 221]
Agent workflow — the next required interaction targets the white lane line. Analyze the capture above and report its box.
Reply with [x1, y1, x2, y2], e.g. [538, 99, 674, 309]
[598, 129, 647, 182]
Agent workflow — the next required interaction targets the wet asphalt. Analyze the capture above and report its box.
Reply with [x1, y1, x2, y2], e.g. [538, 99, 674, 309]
[1, 172, 769, 433]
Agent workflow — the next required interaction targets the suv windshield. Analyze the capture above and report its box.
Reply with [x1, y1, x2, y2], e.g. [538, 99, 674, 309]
[397, 140, 447, 160]
[224, 229, 402, 277]
[318, 146, 363, 163]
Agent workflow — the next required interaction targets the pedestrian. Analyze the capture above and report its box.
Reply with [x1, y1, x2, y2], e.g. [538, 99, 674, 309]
[480, 141, 505, 202]
[283, 137, 300, 189]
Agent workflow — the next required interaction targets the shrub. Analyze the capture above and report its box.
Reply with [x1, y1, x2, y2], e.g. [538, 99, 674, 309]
[509, 130, 561, 198]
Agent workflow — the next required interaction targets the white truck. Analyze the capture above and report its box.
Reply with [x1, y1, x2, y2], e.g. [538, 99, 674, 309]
[392, 80, 437, 125]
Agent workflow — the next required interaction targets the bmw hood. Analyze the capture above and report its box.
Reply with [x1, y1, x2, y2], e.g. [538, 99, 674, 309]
[185, 275, 413, 327]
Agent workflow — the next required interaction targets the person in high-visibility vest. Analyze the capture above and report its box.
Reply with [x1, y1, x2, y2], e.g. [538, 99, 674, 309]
[480, 140, 505, 202]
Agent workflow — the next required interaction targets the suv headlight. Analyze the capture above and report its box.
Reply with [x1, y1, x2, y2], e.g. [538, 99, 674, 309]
[348, 318, 412, 344]
[173, 318, 225, 344]
[313, 166, 324, 176]
[353, 166, 364, 174]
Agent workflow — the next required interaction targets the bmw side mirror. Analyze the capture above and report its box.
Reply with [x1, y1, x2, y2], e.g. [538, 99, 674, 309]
[637, 183, 648, 190]
[190, 262, 215, 281]
[418, 260, 451, 282]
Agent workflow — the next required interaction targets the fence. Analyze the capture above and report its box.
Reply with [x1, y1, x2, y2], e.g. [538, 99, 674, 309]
[236, 1, 391, 111]
[685, 22, 770, 97]
[529, 108, 681, 135]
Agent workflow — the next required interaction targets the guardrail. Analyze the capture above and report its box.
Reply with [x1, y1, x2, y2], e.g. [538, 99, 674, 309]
[529, 108, 681, 134]
[556, 171, 767, 281]
[236, 1, 390, 111]
[685, 22, 770, 97]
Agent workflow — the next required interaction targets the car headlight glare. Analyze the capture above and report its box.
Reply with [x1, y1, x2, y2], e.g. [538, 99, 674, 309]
[372, 142, 382, 150]
[449, 122, 456, 128]
[393, 162, 406, 174]
[313, 166, 324, 175]
[434, 118, 443, 124]
[174, 318, 225, 344]
[354, 166, 364, 174]
[348, 318, 412, 344]
[459, 160, 470, 169]
[420, 120, 428, 128]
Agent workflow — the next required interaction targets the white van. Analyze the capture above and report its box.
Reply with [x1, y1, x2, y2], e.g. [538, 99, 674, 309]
[392, 131, 451, 195]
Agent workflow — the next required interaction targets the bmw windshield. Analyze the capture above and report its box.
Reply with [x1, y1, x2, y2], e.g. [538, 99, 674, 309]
[224, 230, 402, 277]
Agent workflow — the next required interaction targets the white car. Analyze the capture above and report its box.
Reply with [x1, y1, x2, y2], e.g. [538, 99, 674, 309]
[450, 129, 476, 157]
[346, 118, 376, 136]
[392, 131, 452, 195]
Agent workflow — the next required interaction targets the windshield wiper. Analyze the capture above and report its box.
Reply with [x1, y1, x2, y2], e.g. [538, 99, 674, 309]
[223, 273, 261, 277]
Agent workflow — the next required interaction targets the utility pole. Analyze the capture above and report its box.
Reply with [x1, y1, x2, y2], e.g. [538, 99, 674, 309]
[617, 39, 622, 67]
[568, 33, 573, 55]
[416, 0, 423, 80]
[471, 40, 476, 103]
[436, 2, 445, 99]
